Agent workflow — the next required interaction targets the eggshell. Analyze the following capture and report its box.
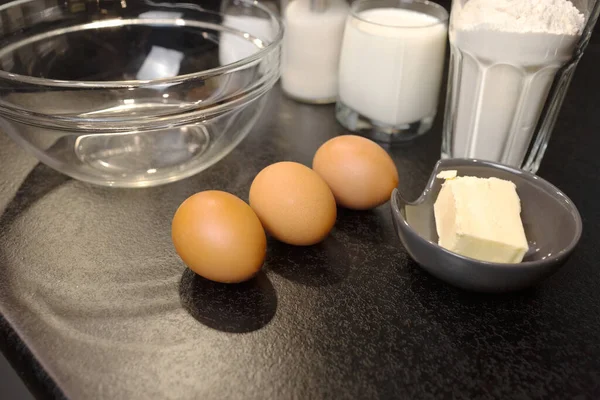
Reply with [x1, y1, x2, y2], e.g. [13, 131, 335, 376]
[249, 162, 336, 246]
[312, 135, 399, 210]
[171, 190, 266, 283]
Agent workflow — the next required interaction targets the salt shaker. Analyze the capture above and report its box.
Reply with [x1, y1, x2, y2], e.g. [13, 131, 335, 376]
[281, 0, 349, 104]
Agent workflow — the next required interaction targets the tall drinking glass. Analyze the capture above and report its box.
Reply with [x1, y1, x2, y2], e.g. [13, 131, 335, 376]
[442, 0, 600, 173]
[336, 0, 448, 143]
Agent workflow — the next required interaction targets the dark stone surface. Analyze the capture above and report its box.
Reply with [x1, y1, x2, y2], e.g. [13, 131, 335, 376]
[0, 350, 34, 400]
[2, 12, 600, 400]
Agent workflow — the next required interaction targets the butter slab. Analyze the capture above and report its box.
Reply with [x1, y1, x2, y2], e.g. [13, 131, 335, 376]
[433, 176, 528, 264]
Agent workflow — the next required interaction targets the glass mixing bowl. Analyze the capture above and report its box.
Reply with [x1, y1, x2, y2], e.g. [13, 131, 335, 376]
[0, 0, 282, 187]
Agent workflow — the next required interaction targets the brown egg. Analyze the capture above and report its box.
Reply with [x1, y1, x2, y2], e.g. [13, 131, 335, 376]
[312, 135, 399, 210]
[249, 162, 336, 246]
[171, 191, 266, 283]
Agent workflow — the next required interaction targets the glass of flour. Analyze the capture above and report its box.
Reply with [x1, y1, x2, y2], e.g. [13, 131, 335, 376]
[443, 0, 600, 173]
[336, 0, 448, 143]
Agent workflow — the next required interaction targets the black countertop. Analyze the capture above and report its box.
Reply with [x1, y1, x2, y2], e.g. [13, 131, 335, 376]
[0, 352, 33, 399]
[2, 24, 600, 400]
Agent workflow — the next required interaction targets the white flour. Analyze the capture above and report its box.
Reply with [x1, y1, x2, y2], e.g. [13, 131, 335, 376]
[445, 0, 586, 168]
[455, 0, 584, 34]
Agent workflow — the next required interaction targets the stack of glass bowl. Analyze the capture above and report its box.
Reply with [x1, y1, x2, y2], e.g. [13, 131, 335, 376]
[0, 0, 283, 187]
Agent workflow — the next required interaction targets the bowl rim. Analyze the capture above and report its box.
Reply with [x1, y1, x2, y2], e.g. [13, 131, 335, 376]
[0, 0, 284, 89]
[391, 158, 584, 269]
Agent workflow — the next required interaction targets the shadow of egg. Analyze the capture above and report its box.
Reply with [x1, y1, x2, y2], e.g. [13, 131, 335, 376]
[266, 234, 349, 287]
[179, 270, 277, 333]
[334, 207, 394, 246]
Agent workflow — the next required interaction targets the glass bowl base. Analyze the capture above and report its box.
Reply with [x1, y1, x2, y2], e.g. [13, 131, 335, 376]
[75, 125, 210, 175]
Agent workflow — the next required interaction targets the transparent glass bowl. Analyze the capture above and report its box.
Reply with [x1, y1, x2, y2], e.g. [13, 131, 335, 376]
[0, 0, 282, 187]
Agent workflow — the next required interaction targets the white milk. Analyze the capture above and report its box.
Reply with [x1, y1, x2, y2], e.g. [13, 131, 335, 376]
[338, 8, 447, 126]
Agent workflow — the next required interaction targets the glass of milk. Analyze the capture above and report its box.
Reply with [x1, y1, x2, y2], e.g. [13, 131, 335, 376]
[336, 0, 448, 143]
[442, 0, 600, 173]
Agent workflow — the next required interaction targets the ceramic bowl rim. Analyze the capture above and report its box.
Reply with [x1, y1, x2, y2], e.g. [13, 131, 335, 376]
[391, 158, 583, 269]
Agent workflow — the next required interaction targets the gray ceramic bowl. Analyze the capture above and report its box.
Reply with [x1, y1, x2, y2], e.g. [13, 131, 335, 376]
[390, 159, 583, 293]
